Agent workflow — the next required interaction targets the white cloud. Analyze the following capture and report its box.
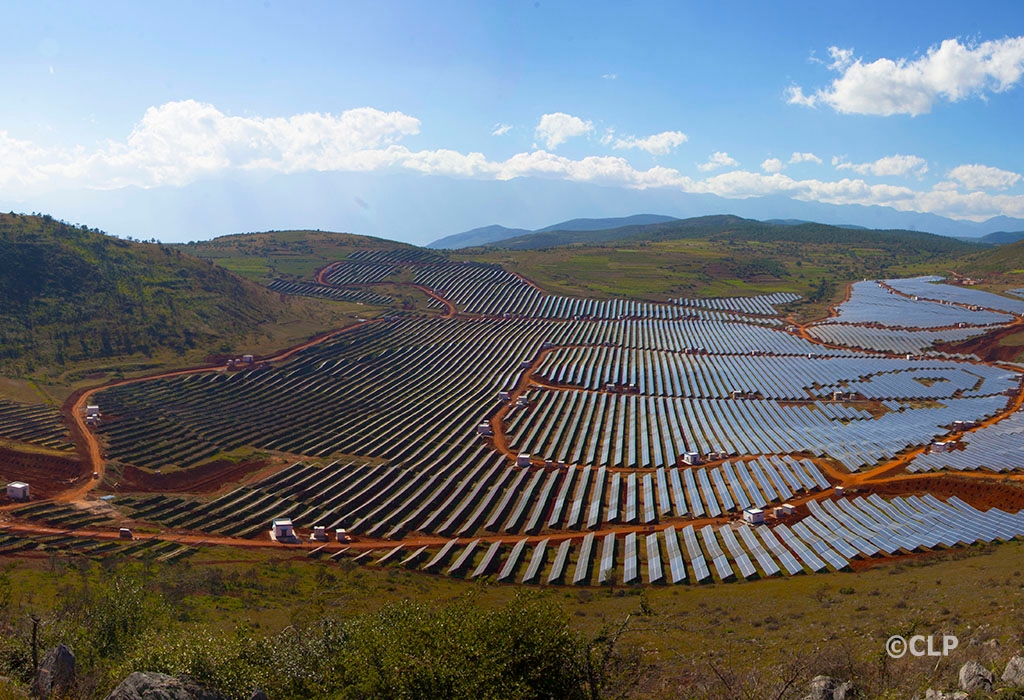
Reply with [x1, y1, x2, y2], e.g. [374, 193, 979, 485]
[601, 73, 618, 80]
[18, 100, 423, 189]
[947, 163, 1022, 191]
[761, 158, 784, 173]
[534, 112, 593, 149]
[834, 153, 928, 178]
[789, 36, 1024, 116]
[697, 151, 739, 172]
[789, 151, 822, 164]
[5, 99, 1024, 224]
[491, 123, 512, 136]
[609, 130, 688, 155]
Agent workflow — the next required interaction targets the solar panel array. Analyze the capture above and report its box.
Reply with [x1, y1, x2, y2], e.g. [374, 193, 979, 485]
[312, 495, 1024, 586]
[807, 324, 983, 357]
[907, 408, 1024, 473]
[885, 276, 1024, 316]
[821, 280, 1013, 327]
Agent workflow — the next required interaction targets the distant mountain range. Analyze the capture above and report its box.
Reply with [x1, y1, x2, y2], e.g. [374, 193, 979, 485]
[429, 213, 1021, 251]
[457, 214, 981, 254]
[7, 171, 1024, 245]
[427, 214, 678, 249]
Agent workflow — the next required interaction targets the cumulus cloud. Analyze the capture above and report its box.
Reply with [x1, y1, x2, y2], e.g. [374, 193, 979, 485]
[601, 73, 618, 80]
[788, 36, 1024, 116]
[534, 112, 593, 149]
[697, 151, 739, 172]
[789, 151, 822, 164]
[946, 163, 1022, 190]
[834, 153, 928, 178]
[5, 100, 1024, 224]
[491, 123, 513, 136]
[7, 100, 423, 189]
[608, 130, 688, 155]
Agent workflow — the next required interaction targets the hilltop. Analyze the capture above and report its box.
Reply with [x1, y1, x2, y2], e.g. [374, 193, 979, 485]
[0, 215, 366, 381]
[178, 228, 420, 283]
[427, 214, 678, 249]
[480, 214, 982, 254]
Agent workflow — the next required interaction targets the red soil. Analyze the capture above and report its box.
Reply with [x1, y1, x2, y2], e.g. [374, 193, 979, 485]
[859, 475, 1024, 512]
[114, 457, 279, 494]
[0, 446, 82, 499]
[934, 321, 1024, 363]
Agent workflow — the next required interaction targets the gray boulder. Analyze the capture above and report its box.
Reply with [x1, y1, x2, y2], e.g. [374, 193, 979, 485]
[803, 675, 857, 700]
[922, 690, 968, 700]
[1003, 655, 1024, 687]
[957, 660, 994, 694]
[31, 644, 75, 699]
[103, 672, 223, 700]
[249, 692, 268, 700]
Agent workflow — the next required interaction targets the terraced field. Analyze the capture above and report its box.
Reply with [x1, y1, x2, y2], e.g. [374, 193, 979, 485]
[9, 256, 1024, 588]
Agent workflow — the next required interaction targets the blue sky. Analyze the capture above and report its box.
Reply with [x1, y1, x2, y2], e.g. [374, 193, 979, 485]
[2, 1, 1024, 242]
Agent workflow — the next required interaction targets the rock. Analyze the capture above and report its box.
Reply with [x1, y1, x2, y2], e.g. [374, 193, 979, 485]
[803, 675, 857, 700]
[922, 691, 968, 700]
[31, 644, 75, 699]
[958, 660, 994, 694]
[249, 691, 268, 700]
[103, 672, 223, 700]
[1003, 655, 1024, 687]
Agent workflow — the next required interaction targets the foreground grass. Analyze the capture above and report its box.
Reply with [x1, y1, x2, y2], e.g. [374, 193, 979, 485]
[2, 539, 1022, 698]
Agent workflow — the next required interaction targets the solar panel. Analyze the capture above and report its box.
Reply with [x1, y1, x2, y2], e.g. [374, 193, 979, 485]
[521, 538, 549, 583]
[497, 538, 528, 581]
[573, 533, 596, 584]
[656, 468, 673, 514]
[623, 532, 639, 584]
[663, 527, 687, 583]
[756, 527, 803, 575]
[422, 538, 459, 571]
[587, 467, 607, 529]
[698, 469, 722, 517]
[548, 539, 573, 583]
[625, 473, 639, 523]
[598, 532, 616, 583]
[711, 553, 735, 581]
[669, 468, 687, 515]
[448, 539, 481, 576]
[606, 472, 622, 522]
[775, 525, 826, 572]
[737, 524, 780, 576]
[472, 541, 504, 578]
[646, 534, 665, 583]
[711, 468, 735, 511]
[700, 525, 725, 558]
[375, 544, 405, 566]
[398, 545, 428, 568]
[642, 473, 657, 523]
[683, 469, 704, 517]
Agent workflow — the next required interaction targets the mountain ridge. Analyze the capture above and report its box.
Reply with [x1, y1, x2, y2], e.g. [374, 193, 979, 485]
[427, 214, 677, 249]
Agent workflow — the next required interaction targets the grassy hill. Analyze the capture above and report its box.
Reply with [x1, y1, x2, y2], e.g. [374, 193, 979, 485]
[427, 214, 678, 250]
[0, 215, 370, 383]
[485, 214, 982, 255]
[177, 229, 421, 283]
[459, 216, 984, 318]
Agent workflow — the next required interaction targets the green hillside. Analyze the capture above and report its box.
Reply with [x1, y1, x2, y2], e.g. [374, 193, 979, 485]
[485, 214, 982, 257]
[460, 217, 984, 317]
[178, 229, 421, 283]
[0, 214, 367, 380]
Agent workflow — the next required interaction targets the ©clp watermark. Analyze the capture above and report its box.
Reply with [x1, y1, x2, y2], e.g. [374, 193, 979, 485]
[886, 634, 959, 659]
